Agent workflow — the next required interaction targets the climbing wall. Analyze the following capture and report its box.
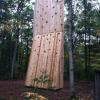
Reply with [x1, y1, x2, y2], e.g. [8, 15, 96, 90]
[25, 0, 64, 89]
[34, 0, 64, 35]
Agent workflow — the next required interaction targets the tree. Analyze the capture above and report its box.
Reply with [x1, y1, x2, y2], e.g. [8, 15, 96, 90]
[0, 0, 33, 79]
[10, 0, 33, 79]
[66, 0, 75, 97]
[0, 0, 13, 79]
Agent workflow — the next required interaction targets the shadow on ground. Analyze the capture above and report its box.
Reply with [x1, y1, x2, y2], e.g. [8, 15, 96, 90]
[0, 80, 93, 100]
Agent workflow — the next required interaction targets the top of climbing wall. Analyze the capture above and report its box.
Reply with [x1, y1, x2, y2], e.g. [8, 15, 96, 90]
[33, 0, 64, 35]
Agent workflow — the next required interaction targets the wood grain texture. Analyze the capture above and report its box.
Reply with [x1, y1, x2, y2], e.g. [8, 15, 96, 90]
[25, 32, 64, 89]
[34, 0, 64, 35]
[25, 35, 42, 86]
[25, 0, 64, 89]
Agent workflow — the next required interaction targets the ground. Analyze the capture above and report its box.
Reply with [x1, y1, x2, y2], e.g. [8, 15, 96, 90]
[0, 80, 93, 100]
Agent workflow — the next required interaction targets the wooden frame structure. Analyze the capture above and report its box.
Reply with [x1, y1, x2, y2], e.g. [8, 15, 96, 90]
[25, 0, 64, 89]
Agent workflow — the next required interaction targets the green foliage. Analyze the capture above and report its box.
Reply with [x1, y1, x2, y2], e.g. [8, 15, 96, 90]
[65, 0, 100, 81]
[22, 70, 50, 100]
[0, 0, 100, 81]
[22, 92, 48, 100]
[23, 93, 39, 100]
[0, 0, 33, 79]
[33, 70, 53, 90]
[68, 95, 80, 100]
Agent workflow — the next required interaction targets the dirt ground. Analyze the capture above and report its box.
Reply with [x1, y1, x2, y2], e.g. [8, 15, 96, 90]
[0, 80, 93, 100]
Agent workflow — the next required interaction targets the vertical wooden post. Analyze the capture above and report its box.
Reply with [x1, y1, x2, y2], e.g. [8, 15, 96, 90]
[25, 0, 64, 89]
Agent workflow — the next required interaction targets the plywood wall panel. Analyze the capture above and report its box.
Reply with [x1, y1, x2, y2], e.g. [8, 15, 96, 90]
[25, 0, 64, 89]
[34, 0, 64, 35]
[25, 32, 64, 89]
[25, 35, 42, 86]
[59, 34, 64, 88]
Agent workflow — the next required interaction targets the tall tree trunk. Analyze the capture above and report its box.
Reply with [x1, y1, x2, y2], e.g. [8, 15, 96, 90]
[11, 0, 23, 79]
[83, 0, 88, 79]
[87, 3, 91, 80]
[66, 0, 75, 97]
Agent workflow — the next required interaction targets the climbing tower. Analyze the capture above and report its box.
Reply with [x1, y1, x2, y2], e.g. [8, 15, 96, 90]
[25, 0, 64, 89]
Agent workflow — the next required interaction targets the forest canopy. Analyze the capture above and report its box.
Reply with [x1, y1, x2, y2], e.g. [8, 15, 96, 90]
[0, 0, 100, 80]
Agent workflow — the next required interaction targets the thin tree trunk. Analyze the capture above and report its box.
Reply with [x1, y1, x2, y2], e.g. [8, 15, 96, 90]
[66, 0, 75, 97]
[83, 0, 88, 79]
[11, 41, 17, 79]
[88, 4, 91, 80]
